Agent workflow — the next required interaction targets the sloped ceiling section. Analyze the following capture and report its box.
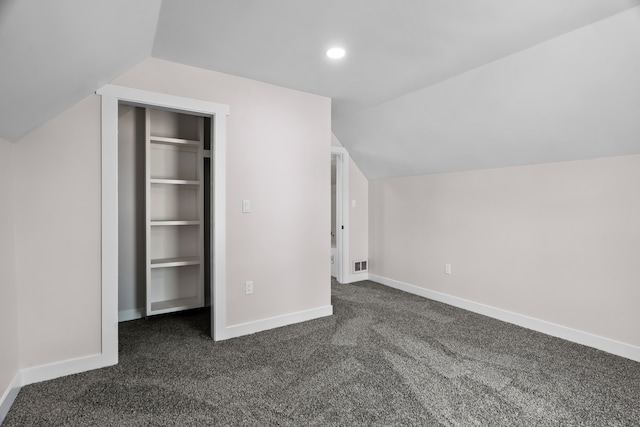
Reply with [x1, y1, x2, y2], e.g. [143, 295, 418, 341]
[153, 0, 640, 178]
[334, 7, 640, 178]
[1, 0, 639, 178]
[0, 0, 161, 141]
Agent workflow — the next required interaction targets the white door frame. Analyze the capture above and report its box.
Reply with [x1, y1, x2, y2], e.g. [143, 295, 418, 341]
[331, 146, 349, 284]
[97, 85, 229, 367]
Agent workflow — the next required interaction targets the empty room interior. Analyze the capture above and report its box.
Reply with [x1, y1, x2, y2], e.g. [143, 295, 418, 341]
[1, 0, 639, 425]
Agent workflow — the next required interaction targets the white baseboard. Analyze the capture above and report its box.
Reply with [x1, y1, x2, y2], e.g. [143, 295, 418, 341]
[20, 353, 106, 387]
[342, 271, 369, 285]
[344, 272, 369, 284]
[332, 272, 368, 284]
[1, 353, 112, 421]
[0, 371, 22, 425]
[118, 308, 145, 322]
[369, 274, 640, 363]
[222, 305, 333, 340]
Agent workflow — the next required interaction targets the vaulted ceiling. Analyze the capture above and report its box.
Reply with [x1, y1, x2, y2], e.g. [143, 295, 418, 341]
[1, 0, 639, 178]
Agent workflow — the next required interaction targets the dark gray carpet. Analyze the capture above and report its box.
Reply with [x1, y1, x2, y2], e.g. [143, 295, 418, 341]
[4, 280, 640, 426]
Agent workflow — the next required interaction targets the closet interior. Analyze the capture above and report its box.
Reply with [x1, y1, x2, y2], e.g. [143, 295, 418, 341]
[118, 104, 211, 320]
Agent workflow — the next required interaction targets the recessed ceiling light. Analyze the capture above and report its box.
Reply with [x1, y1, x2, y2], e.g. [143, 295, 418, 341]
[326, 47, 346, 59]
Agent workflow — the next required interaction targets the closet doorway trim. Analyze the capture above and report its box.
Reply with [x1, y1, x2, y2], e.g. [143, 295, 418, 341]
[97, 84, 229, 367]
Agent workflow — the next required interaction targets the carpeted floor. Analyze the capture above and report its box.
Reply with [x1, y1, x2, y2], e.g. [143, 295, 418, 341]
[4, 280, 640, 426]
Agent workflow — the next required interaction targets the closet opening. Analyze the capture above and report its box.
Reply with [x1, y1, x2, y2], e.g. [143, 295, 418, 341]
[330, 146, 349, 284]
[330, 154, 340, 282]
[99, 84, 229, 367]
[117, 105, 211, 332]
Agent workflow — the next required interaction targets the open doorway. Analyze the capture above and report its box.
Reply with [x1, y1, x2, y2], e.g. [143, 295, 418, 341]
[331, 147, 349, 284]
[330, 154, 338, 280]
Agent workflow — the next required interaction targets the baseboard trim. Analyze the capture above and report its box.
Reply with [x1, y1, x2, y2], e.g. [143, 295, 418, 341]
[344, 272, 369, 284]
[118, 308, 145, 322]
[369, 274, 640, 363]
[222, 305, 333, 340]
[0, 371, 22, 425]
[1, 353, 114, 420]
[20, 353, 107, 387]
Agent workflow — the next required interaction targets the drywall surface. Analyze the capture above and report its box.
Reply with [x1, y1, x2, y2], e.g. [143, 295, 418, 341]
[14, 96, 102, 367]
[117, 105, 146, 316]
[0, 137, 19, 401]
[369, 155, 640, 346]
[114, 58, 331, 325]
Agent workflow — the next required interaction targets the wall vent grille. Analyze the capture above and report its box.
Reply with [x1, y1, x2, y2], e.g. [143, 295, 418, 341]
[353, 260, 368, 273]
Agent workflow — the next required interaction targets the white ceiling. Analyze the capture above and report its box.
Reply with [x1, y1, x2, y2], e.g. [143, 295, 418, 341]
[1, 0, 639, 178]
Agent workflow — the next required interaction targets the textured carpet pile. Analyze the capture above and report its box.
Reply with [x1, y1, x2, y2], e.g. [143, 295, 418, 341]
[4, 280, 640, 426]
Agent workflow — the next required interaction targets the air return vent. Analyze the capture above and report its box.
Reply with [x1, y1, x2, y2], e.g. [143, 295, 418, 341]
[353, 260, 368, 273]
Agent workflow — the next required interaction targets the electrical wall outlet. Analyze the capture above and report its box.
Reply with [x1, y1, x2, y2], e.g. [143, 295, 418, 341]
[445, 264, 452, 275]
[245, 281, 254, 294]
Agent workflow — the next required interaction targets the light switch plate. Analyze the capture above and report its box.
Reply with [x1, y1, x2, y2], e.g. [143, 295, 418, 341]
[242, 199, 251, 213]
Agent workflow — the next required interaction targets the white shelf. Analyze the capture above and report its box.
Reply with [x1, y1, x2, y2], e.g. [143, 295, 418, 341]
[149, 297, 203, 315]
[150, 178, 200, 186]
[150, 220, 200, 226]
[146, 109, 204, 318]
[150, 256, 200, 268]
[149, 136, 200, 147]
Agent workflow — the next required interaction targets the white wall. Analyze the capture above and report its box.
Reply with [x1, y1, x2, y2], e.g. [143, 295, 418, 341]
[369, 155, 640, 347]
[0, 137, 19, 407]
[14, 96, 103, 367]
[114, 58, 332, 326]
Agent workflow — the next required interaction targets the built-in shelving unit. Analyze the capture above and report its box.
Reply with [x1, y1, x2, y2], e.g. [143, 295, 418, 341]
[145, 108, 204, 316]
